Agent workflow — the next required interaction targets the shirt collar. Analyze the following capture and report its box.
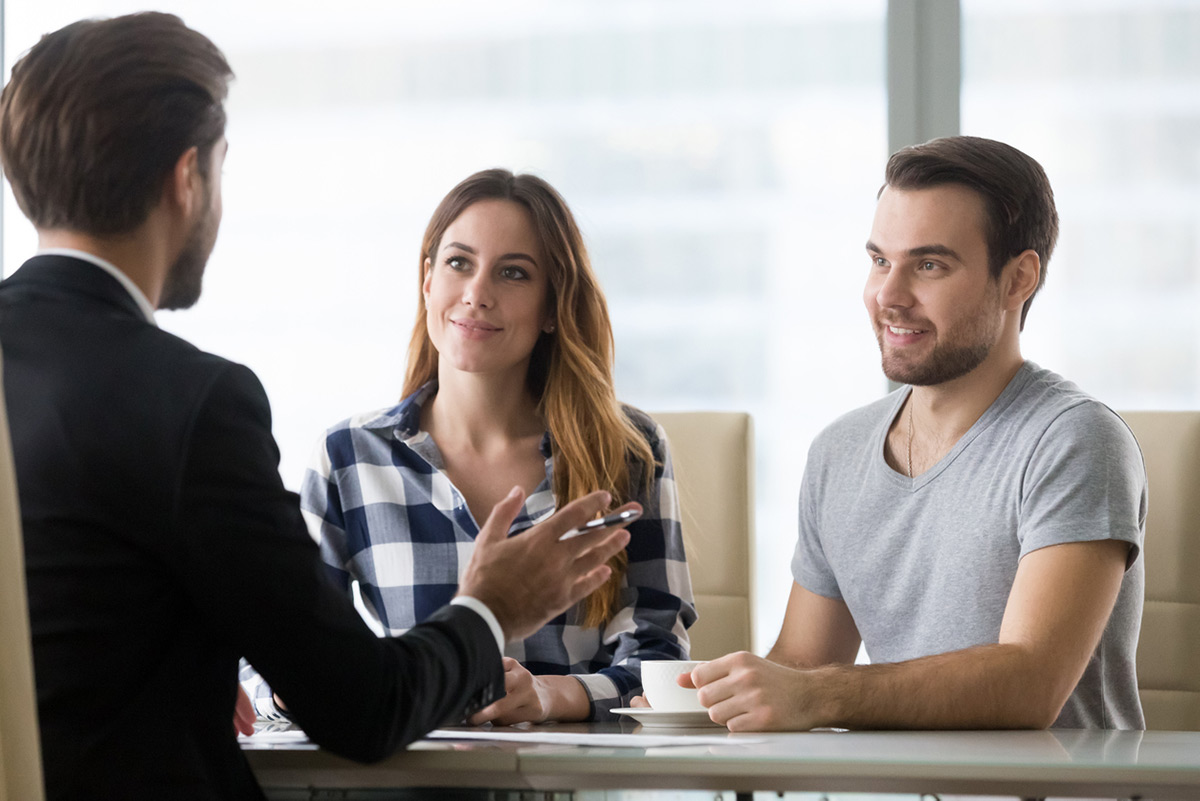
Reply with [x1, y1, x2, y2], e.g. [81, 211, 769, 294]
[361, 381, 437, 437]
[35, 247, 157, 325]
[363, 379, 553, 456]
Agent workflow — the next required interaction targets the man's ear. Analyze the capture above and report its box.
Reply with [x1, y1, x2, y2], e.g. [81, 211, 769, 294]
[1004, 249, 1041, 312]
[166, 146, 202, 218]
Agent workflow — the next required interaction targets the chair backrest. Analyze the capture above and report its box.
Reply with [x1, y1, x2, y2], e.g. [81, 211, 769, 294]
[1119, 411, 1200, 731]
[650, 412, 754, 660]
[0, 352, 45, 800]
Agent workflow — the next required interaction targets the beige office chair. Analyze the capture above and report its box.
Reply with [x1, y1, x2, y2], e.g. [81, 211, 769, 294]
[1120, 411, 1200, 731]
[651, 412, 754, 661]
[0, 352, 45, 801]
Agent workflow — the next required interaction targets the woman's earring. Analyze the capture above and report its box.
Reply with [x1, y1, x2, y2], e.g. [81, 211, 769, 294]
[545, 322, 556, 333]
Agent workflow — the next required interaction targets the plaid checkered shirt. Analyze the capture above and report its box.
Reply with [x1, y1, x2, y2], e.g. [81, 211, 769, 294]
[241, 382, 695, 721]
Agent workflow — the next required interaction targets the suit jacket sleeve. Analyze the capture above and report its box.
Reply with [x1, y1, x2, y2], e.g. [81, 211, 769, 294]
[173, 362, 504, 762]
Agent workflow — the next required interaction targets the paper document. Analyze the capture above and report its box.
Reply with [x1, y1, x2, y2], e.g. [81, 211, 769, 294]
[238, 722, 311, 745]
[427, 728, 762, 748]
[238, 729, 311, 744]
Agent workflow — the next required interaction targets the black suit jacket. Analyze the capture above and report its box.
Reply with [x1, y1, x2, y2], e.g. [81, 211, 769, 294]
[0, 255, 504, 801]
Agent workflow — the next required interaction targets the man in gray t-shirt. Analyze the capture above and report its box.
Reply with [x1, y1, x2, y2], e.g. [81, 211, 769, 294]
[682, 136, 1147, 732]
[793, 363, 1144, 728]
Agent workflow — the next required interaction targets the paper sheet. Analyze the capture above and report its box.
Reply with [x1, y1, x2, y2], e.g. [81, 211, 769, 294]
[238, 725, 763, 748]
[426, 728, 762, 748]
[238, 729, 311, 744]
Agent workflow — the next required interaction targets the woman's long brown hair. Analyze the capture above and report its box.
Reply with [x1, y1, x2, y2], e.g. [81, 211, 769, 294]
[403, 169, 655, 629]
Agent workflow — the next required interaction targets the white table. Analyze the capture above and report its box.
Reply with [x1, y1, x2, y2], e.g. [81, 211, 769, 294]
[244, 724, 1200, 799]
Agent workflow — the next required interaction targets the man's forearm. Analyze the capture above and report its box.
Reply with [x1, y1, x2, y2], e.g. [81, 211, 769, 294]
[809, 642, 1071, 730]
[765, 644, 827, 671]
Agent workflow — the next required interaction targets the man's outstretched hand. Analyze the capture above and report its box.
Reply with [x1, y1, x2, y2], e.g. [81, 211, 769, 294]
[458, 487, 635, 643]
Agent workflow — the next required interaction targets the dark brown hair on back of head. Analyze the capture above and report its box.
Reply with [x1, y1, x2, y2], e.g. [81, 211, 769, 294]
[882, 135, 1059, 329]
[0, 12, 233, 236]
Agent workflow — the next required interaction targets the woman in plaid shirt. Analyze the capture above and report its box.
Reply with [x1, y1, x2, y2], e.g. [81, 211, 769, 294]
[246, 169, 695, 723]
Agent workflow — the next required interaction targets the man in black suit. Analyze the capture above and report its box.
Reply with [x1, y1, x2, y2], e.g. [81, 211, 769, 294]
[0, 13, 633, 801]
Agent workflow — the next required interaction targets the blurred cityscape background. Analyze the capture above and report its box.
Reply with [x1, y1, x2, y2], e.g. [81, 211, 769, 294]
[3, 0, 1198, 652]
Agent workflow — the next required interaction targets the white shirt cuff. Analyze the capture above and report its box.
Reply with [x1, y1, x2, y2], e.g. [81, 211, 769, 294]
[450, 596, 505, 652]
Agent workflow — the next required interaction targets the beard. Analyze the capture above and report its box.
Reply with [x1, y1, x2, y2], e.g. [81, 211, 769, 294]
[158, 188, 219, 311]
[875, 302, 1002, 387]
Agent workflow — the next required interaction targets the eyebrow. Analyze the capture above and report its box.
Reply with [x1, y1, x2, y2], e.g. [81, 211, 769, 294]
[442, 242, 538, 266]
[865, 240, 965, 263]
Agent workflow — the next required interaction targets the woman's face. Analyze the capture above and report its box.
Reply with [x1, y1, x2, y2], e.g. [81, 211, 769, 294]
[423, 198, 553, 381]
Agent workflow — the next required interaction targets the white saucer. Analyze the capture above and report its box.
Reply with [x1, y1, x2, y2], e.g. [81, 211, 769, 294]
[613, 708, 722, 728]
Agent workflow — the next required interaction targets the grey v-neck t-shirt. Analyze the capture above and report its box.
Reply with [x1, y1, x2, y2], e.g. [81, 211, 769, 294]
[792, 361, 1146, 729]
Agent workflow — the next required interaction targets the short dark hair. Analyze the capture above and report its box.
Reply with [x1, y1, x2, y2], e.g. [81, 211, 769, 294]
[0, 13, 233, 236]
[882, 135, 1059, 328]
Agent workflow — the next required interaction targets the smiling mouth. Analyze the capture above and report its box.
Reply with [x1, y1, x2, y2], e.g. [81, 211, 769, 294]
[888, 325, 925, 335]
[452, 319, 502, 333]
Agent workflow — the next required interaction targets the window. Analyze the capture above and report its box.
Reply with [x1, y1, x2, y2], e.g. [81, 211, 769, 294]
[12, 1, 1196, 659]
[1, 1, 896, 651]
[962, 0, 1200, 409]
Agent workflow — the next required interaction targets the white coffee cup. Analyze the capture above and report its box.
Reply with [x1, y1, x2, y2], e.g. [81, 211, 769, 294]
[641, 660, 705, 712]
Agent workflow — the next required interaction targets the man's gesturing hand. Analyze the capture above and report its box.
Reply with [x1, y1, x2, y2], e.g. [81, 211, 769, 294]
[458, 487, 635, 643]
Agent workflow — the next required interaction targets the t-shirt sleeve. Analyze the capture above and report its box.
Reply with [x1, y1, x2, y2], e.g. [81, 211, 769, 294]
[791, 443, 843, 599]
[1018, 402, 1147, 566]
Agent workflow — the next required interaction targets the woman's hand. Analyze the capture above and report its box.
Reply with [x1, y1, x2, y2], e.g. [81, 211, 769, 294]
[468, 658, 552, 725]
[233, 685, 255, 736]
[467, 658, 593, 725]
